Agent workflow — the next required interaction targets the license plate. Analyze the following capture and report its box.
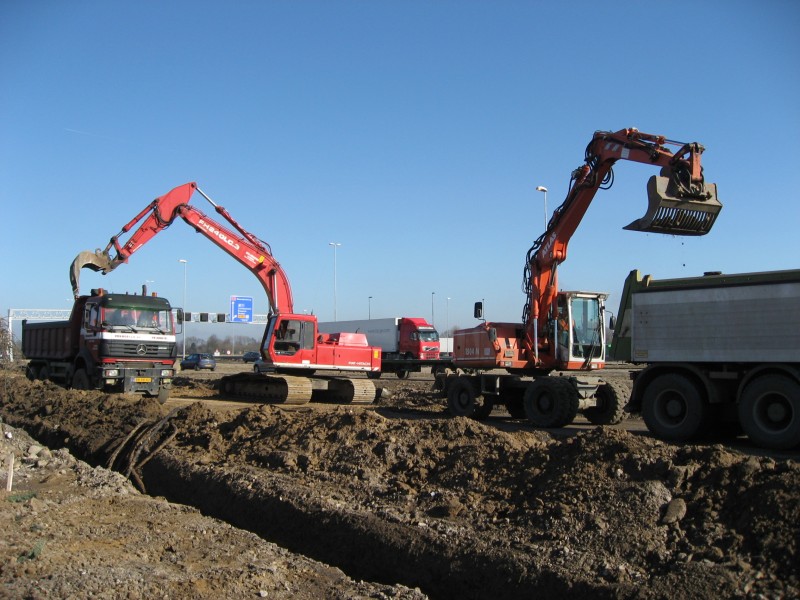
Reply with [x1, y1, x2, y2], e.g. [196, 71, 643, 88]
[134, 377, 152, 383]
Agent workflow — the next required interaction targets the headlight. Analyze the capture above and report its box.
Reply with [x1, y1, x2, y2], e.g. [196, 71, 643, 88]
[105, 368, 120, 377]
[160, 369, 173, 377]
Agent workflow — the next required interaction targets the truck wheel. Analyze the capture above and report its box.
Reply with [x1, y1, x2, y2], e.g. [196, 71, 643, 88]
[641, 373, 706, 441]
[524, 378, 578, 428]
[25, 364, 37, 381]
[367, 371, 382, 380]
[71, 369, 90, 390]
[37, 366, 50, 381]
[738, 375, 800, 450]
[585, 381, 629, 425]
[447, 377, 488, 418]
[396, 369, 409, 379]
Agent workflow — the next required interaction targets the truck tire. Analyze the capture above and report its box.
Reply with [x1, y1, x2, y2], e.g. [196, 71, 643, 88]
[523, 378, 579, 428]
[447, 376, 492, 419]
[37, 365, 50, 381]
[738, 374, 800, 450]
[641, 373, 706, 441]
[396, 369, 409, 379]
[71, 369, 90, 390]
[367, 371, 382, 380]
[585, 381, 628, 425]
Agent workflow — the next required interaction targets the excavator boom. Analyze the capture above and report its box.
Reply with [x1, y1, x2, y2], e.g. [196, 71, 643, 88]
[69, 182, 294, 315]
[520, 128, 722, 369]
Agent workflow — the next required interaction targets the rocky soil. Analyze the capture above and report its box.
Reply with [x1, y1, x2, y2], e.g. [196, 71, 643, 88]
[0, 365, 798, 599]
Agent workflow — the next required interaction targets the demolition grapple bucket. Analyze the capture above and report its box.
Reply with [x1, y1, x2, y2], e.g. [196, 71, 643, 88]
[624, 175, 722, 236]
[70, 249, 116, 297]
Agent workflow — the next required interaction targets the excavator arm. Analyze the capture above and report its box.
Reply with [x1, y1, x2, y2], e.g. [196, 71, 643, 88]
[69, 182, 294, 315]
[521, 128, 722, 364]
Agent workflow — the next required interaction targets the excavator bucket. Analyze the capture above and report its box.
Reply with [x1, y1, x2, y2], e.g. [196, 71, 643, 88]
[70, 249, 115, 298]
[624, 175, 722, 236]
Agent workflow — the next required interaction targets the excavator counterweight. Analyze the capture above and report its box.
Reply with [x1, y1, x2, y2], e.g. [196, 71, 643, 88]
[624, 175, 721, 236]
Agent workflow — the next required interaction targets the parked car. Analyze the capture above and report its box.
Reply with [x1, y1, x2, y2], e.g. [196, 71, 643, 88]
[180, 353, 216, 371]
[242, 351, 260, 363]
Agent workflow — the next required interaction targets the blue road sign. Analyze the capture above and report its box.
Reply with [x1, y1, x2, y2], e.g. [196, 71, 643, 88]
[229, 295, 253, 323]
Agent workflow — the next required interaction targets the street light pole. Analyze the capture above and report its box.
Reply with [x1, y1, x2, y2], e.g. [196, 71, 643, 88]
[368, 296, 372, 320]
[446, 296, 451, 336]
[329, 242, 341, 320]
[536, 186, 548, 230]
[179, 259, 188, 359]
[431, 291, 435, 326]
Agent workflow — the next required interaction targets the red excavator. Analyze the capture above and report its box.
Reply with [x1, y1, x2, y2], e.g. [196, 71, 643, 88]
[443, 128, 722, 426]
[70, 182, 380, 404]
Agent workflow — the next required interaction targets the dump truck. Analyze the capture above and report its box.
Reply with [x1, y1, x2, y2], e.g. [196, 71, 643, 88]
[611, 268, 800, 449]
[22, 287, 177, 403]
[318, 317, 441, 378]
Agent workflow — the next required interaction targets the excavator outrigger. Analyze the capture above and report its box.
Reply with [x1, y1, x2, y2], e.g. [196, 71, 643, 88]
[442, 128, 722, 427]
[70, 182, 380, 405]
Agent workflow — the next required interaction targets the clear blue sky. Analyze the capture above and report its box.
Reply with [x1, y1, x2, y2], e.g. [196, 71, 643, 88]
[2, 1, 799, 339]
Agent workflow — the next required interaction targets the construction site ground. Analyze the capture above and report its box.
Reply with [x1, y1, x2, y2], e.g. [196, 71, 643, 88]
[0, 362, 797, 599]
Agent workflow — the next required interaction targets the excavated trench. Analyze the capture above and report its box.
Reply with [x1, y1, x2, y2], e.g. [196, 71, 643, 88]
[139, 456, 590, 599]
[4, 372, 799, 599]
[4, 377, 603, 599]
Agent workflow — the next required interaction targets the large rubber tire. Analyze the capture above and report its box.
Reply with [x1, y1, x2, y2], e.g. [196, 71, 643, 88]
[37, 365, 50, 381]
[367, 371, 382, 380]
[71, 368, 90, 390]
[447, 376, 492, 419]
[25, 364, 37, 381]
[396, 369, 409, 380]
[738, 374, 800, 450]
[641, 373, 706, 441]
[523, 378, 579, 428]
[585, 381, 629, 425]
[447, 377, 477, 417]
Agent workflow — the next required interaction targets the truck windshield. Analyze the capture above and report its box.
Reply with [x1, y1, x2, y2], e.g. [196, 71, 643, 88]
[101, 306, 174, 333]
[418, 330, 439, 342]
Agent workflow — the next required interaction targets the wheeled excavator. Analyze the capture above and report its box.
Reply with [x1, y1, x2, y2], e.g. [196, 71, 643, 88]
[443, 128, 722, 427]
[70, 182, 380, 404]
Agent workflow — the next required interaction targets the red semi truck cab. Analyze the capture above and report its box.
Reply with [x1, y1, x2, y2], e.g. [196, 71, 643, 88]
[397, 317, 440, 360]
[22, 289, 177, 403]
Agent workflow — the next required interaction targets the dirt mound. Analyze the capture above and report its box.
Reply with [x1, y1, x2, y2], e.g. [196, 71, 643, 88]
[1, 368, 798, 598]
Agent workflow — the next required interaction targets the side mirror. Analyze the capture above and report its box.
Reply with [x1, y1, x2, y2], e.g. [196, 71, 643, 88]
[609, 315, 617, 330]
[474, 301, 483, 319]
[176, 308, 184, 323]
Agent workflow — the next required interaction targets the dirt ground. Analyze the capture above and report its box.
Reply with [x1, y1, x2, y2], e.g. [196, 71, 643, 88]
[0, 363, 798, 599]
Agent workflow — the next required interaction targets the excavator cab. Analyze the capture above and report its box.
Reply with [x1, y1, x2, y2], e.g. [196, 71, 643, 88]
[624, 173, 721, 236]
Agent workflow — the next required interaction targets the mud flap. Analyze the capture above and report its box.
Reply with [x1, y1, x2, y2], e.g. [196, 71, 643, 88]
[624, 176, 722, 236]
[70, 249, 115, 297]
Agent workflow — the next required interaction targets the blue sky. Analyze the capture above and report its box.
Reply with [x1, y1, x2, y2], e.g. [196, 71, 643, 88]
[2, 1, 799, 339]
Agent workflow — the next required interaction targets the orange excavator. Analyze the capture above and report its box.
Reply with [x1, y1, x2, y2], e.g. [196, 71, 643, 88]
[444, 128, 722, 426]
[70, 182, 380, 404]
